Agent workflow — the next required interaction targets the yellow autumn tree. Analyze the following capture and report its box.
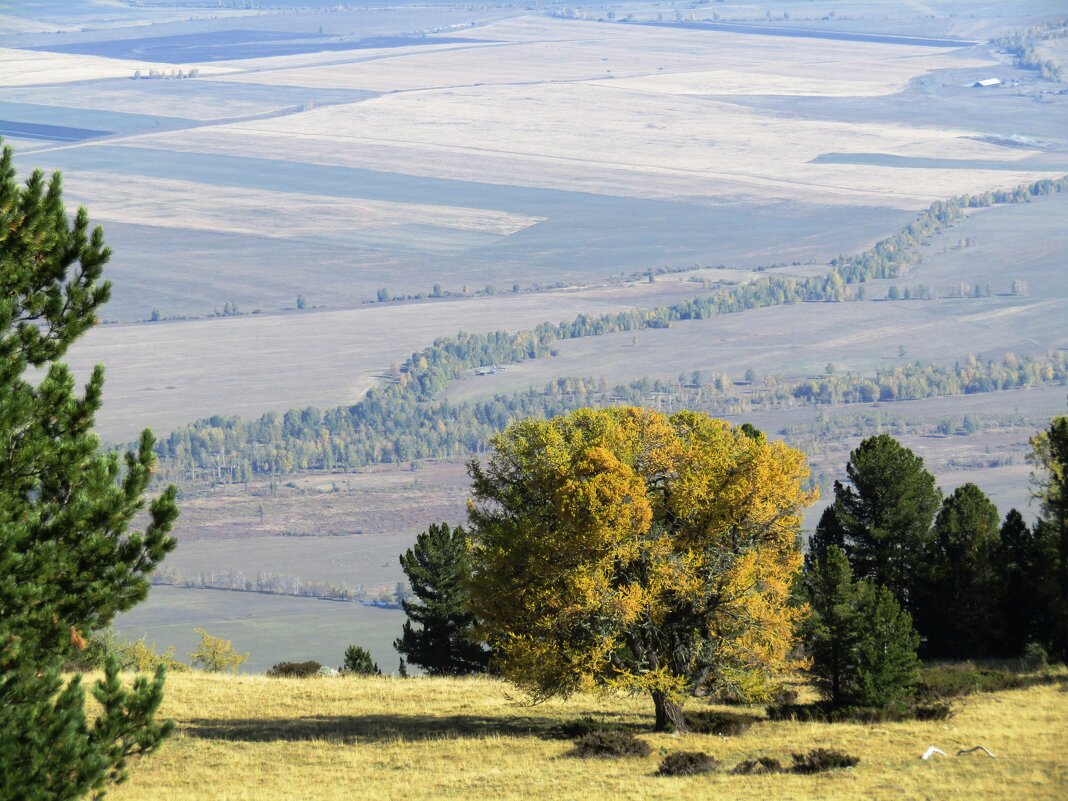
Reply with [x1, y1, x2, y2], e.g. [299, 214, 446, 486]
[467, 407, 815, 731]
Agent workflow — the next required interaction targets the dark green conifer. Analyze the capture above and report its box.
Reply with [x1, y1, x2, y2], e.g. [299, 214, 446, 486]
[819, 435, 941, 613]
[0, 140, 178, 801]
[800, 546, 919, 708]
[395, 522, 488, 675]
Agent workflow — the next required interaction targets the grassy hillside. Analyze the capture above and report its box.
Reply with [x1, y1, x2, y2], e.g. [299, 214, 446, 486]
[109, 671, 1067, 801]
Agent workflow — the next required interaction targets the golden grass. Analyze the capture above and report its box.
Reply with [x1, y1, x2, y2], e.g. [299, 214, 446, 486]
[109, 671, 1068, 801]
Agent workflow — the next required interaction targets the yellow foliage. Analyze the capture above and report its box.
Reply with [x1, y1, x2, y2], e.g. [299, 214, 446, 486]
[467, 407, 815, 717]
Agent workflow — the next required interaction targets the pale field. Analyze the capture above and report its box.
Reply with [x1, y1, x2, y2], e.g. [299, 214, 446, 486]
[106, 672, 1068, 801]
[68, 283, 703, 443]
[211, 17, 979, 95]
[119, 17, 1065, 207]
[0, 48, 233, 87]
[63, 171, 544, 241]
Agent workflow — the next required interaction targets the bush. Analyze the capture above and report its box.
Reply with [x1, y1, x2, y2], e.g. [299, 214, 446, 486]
[342, 644, 381, 675]
[570, 731, 651, 758]
[730, 757, 783, 775]
[790, 749, 859, 773]
[187, 628, 249, 673]
[1022, 642, 1049, 672]
[685, 710, 755, 736]
[558, 716, 624, 739]
[913, 702, 953, 721]
[65, 630, 187, 673]
[913, 664, 1023, 702]
[266, 660, 322, 678]
[766, 699, 943, 724]
[656, 751, 719, 776]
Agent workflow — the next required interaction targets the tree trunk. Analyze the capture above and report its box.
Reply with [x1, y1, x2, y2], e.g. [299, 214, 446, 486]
[652, 692, 688, 733]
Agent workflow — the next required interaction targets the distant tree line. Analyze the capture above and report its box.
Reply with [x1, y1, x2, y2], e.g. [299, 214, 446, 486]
[151, 177, 1068, 481]
[151, 568, 403, 606]
[153, 349, 1068, 483]
[995, 20, 1067, 82]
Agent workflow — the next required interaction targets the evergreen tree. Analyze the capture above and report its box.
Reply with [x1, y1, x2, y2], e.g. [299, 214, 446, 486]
[0, 141, 179, 801]
[996, 508, 1042, 655]
[918, 484, 1001, 658]
[1029, 415, 1068, 660]
[394, 522, 488, 675]
[341, 645, 380, 676]
[820, 435, 941, 613]
[801, 546, 920, 708]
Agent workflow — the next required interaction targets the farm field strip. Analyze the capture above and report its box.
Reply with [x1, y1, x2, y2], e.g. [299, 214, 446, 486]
[62, 171, 545, 240]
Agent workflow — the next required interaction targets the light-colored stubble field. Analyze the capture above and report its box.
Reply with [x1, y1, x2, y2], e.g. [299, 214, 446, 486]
[106, 672, 1068, 801]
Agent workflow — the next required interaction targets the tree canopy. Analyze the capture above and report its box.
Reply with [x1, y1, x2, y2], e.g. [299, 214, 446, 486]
[466, 407, 815, 731]
[0, 140, 178, 801]
[816, 434, 941, 613]
[395, 522, 489, 676]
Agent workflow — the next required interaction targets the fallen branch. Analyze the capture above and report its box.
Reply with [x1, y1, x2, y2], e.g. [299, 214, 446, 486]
[957, 746, 996, 758]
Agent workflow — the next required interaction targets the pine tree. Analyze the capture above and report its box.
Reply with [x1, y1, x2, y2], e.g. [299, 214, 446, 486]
[1029, 415, 1068, 660]
[819, 435, 941, 614]
[801, 546, 920, 708]
[0, 141, 179, 801]
[918, 484, 1001, 658]
[394, 522, 488, 675]
[996, 508, 1042, 655]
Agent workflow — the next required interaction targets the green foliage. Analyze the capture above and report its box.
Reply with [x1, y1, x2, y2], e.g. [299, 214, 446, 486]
[187, 629, 248, 673]
[1029, 415, 1068, 661]
[0, 139, 178, 801]
[912, 664, 1025, 702]
[656, 751, 719, 776]
[341, 645, 380, 676]
[569, 731, 651, 758]
[800, 546, 920, 708]
[67, 631, 187, 674]
[917, 484, 1002, 658]
[266, 661, 322, 678]
[819, 435, 941, 613]
[394, 523, 488, 676]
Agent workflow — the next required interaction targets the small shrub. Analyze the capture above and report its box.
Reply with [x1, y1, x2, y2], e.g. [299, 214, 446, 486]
[570, 731, 651, 758]
[913, 702, 953, 721]
[686, 710, 755, 736]
[266, 660, 322, 678]
[1022, 642, 1049, 672]
[656, 751, 719, 776]
[772, 686, 800, 706]
[790, 749, 859, 773]
[558, 717, 623, 739]
[913, 665, 1023, 702]
[188, 628, 249, 673]
[730, 757, 783, 775]
[342, 644, 381, 675]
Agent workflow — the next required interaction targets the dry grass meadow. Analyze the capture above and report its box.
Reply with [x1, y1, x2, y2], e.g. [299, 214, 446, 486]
[106, 672, 1068, 801]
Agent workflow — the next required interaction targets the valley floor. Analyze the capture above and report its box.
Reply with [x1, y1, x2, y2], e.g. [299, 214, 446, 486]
[110, 672, 1067, 801]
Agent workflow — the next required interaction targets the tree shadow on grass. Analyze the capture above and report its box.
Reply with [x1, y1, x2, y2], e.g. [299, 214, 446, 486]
[182, 713, 645, 744]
